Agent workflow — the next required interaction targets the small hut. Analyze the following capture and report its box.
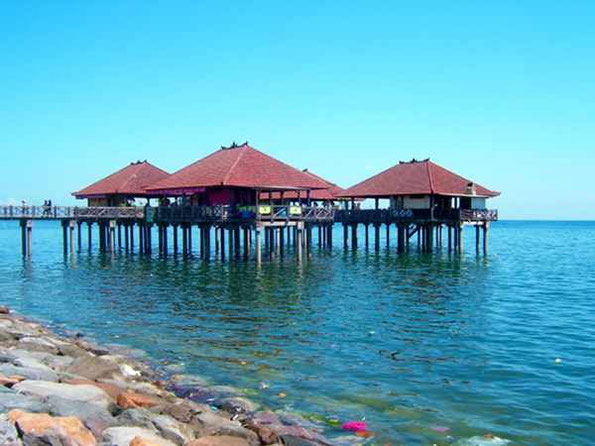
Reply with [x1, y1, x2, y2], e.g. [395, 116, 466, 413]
[146, 143, 328, 205]
[73, 161, 170, 206]
[338, 158, 499, 215]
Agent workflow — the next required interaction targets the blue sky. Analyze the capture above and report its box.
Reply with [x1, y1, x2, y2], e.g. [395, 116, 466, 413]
[1, 1, 594, 219]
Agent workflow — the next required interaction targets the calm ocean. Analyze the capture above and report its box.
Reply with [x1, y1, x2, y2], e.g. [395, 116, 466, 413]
[1, 220, 593, 445]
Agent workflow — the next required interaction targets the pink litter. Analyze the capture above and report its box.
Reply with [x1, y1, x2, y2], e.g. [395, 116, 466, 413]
[342, 421, 367, 431]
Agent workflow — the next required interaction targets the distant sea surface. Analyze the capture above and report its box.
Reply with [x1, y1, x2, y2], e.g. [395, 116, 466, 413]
[1, 220, 594, 445]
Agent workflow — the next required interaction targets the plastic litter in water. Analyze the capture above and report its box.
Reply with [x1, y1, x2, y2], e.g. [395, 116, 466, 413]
[432, 426, 451, 432]
[342, 421, 367, 431]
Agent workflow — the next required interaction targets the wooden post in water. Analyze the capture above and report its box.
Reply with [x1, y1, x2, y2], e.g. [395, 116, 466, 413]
[87, 222, 92, 252]
[386, 223, 390, 248]
[364, 224, 369, 249]
[69, 220, 75, 254]
[173, 225, 178, 256]
[483, 222, 489, 254]
[77, 221, 82, 252]
[374, 224, 380, 251]
[181, 225, 188, 256]
[220, 226, 226, 261]
[343, 224, 348, 249]
[448, 225, 452, 252]
[130, 223, 134, 252]
[109, 220, 115, 254]
[351, 223, 358, 250]
[475, 225, 480, 253]
[62, 220, 68, 255]
[138, 223, 144, 254]
[117, 223, 122, 250]
[296, 224, 303, 262]
[457, 224, 464, 253]
[255, 224, 262, 265]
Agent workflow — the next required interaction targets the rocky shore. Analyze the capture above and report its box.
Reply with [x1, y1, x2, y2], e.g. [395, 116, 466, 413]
[0, 306, 336, 446]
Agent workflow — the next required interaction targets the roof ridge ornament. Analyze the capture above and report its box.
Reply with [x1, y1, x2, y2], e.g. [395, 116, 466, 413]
[399, 157, 430, 164]
[221, 141, 249, 150]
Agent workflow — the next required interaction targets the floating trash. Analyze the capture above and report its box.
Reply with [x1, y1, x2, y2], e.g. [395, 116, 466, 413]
[278, 392, 287, 398]
[432, 426, 451, 433]
[342, 421, 367, 432]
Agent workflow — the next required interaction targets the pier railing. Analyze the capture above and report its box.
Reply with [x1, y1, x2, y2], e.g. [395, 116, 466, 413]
[150, 205, 335, 224]
[0, 205, 145, 220]
[0, 206, 76, 219]
[336, 208, 498, 223]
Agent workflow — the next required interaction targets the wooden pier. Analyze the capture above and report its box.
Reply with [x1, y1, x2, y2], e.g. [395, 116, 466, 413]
[0, 203, 495, 260]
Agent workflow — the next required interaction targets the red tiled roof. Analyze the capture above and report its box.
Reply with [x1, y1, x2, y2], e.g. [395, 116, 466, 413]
[147, 143, 329, 192]
[73, 161, 170, 198]
[260, 169, 344, 201]
[338, 159, 499, 198]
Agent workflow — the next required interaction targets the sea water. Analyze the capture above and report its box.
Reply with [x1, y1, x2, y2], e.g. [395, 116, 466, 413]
[0, 220, 594, 445]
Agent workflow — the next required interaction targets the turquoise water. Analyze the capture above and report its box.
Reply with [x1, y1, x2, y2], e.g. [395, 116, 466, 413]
[0, 220, 594, 445]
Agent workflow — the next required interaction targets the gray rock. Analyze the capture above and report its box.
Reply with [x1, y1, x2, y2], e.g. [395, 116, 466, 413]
[102, 426, 176, 446]
[195, 412, 259, 444]
[0, 363, 59, 382]
[116, 408, 158, 429]
[18, 336, 59, 354]
[219, 396, 259, 414]
[13, 380, 111, 409]
[66, 355, 122, 380]
[46, 395, 116, 436]
[0, 388, 50, 413]
[152, 414, 192, 445]
[0, 413, 21, 446]
[115, 409, 191, 445]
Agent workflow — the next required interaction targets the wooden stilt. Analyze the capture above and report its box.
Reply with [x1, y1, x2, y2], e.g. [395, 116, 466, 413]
[77, 222, 82, 252]
[374, 224, 380, 251]
[87, 222, 92, 252]
[255, 225, 262, 265]
[483, 222, 489, 254]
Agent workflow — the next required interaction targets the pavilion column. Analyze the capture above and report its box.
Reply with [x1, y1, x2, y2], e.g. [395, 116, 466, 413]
[129, 223, 135, 252]
[448, 225, 452, 252]
[475, 225, 480, 253]
[124, 223, 130, 252]
[117, 223, 122, 250]
[364, 224, 369, 249]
